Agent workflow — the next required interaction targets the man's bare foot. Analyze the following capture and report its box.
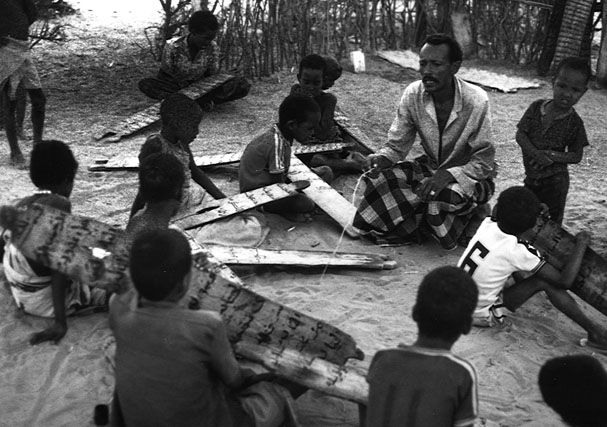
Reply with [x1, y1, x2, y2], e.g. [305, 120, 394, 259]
[282, 212, 313, 223]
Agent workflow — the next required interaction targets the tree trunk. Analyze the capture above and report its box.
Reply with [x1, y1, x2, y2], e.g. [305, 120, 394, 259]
[550, 0, 595, 74]
[414, 0, 427, 47]
[538, 0, 567, 75]
[598, 1, 607, 86]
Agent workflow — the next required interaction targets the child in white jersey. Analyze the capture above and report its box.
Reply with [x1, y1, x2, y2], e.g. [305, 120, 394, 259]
[457, 186, 607, 350]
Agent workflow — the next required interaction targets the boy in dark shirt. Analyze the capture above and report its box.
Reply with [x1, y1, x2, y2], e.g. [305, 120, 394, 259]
[0, 0, 46, 165]
[1, 141, 106, 344]
[366, 266, 479, 427]
[290, 54, 365, 173]
[539, 355, 607, 427]
[516, 57, 590, 224]
[110, 229, 298, 427]
[239, 94, 328, 217]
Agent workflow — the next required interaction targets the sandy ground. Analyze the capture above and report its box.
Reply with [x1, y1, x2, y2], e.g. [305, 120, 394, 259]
[1, 1, 607, 426]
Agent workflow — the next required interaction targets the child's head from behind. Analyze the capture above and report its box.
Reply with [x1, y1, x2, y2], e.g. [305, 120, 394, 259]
[413, 266, 478, 344]
[30, 140, 78, 197]
[552, 57, 590, 112]
[539, 355, 607, 427]
[139, 153, 185, 207]
[160, 93, 203, 144]
[322, 56, 342, 90]
[278, 94, 321, 142]
[494, 186, 541, 236]
[188, 11, 219, 49]
[298, 54, 326, 97]
[130, 229, 192, 302]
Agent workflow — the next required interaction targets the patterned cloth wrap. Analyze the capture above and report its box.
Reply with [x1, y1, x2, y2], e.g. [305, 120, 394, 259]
[353, 156, 494, 249]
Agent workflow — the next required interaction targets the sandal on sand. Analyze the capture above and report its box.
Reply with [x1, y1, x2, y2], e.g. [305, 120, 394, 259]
[580, 337, 607, 353]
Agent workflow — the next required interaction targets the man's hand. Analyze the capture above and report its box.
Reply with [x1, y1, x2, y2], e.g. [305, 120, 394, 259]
[417, 169, 454, 200]
[30, 322, 67, 345]
[364, 154, 393, 172]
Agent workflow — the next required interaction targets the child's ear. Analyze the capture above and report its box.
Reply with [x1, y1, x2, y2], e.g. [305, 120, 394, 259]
[285, 119, 298, 134]
[412, 304, 419, 322]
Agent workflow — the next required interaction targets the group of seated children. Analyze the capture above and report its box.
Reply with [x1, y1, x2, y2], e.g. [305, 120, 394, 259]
[2, 139, 607, 426]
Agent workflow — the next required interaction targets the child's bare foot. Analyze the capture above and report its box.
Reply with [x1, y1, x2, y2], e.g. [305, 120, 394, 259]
[283, 212, 313, 223]
[345, 152, 366, 172]
[311, 165, 334, 183]
[10, 152, 26, 167]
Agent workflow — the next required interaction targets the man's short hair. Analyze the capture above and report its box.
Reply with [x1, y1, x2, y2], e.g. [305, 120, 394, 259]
[30, 140, 78, 189]
[139, 153, 185, 203]
[298, 54, 326, 76]
[414, 266, 478, 341]
[539, 355, 607, 426]
[424, 33, 463, 64]
[554, 56, 592, 84]
[188, 10, 219, 33]
[160, 93, 203, 128]
[494, 186, 541, 235]
[278, 94, 320, 127]
[129, 229, 192, 301]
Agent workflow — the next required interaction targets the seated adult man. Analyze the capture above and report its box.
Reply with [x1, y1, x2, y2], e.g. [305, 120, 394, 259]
[355, 34, 496, 250]
[138, 10, 250, 109]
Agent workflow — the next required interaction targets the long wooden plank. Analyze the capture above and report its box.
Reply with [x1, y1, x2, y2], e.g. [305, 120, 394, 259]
[206, 245, 396, 270]
[88, 141, 354, 171]
[527, 216, 607, 317]
[0, 203, 364, 366]
[93, 73, 234, 143]
[172, 181, 309, 230]
[236, 342, 368, 404]
[287, 156, 359, 238]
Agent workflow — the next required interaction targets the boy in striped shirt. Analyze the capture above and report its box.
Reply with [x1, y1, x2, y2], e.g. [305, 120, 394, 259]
[366, 266, 479, 427]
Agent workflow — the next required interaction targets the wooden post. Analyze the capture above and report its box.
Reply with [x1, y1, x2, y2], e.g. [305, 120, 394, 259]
[598, 1, 607, 87]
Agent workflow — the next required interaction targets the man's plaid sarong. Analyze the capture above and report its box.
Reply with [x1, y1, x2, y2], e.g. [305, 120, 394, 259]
[353, 159, 494, 249]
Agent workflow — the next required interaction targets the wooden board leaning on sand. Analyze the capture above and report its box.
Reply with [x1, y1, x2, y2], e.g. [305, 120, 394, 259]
[171, 181, 310, 230]
[202, 245, 396, 270]
[88, 142, 354, 171]
[93, 73, 234, 143]
[528, 216, 607, 318]
[0, 203, 368, 403]
[288, 156, 359, 238]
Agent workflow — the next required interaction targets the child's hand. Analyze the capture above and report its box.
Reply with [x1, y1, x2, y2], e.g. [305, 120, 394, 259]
[29, 322, 67, 345]
[530, 151, 553, 169]
[0, 205, 18, 230]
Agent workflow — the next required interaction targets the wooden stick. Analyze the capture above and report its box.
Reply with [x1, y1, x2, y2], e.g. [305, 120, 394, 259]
[88, 141, 354, 171]
[206, 245, 397, 270]
[171, 181, 310, 230]
[93, 73, 234, 142]
[287, 156, 359, 238]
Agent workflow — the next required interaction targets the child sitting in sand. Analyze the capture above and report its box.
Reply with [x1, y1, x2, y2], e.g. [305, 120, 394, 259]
[130, 92, 224, 218]
[110, 228, 300, 427]
[516, 57, 590, 225]
[239, 94, 331, 218]
[138, 10, 250, 109]
[1, 0, 47, 165]
[366, 266, 479, 427]
[0, 141, 106, 345]
[290, 54, 365, 174]
[458, 186, 607, 350]
[539, 355, 607, 426]
[126, 152, 184, 239]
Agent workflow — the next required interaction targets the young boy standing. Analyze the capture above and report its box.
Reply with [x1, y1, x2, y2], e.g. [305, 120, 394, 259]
[110, 229, 298, 427]
[239, 94, 327, 216]
[516, 57, 590, 225]
[1, 141, 105, 344]
[366, 266, 479, 427]
[458, 186, 607, 349]
[138, 10, 250, 108]
[0, 0, 46, 165]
